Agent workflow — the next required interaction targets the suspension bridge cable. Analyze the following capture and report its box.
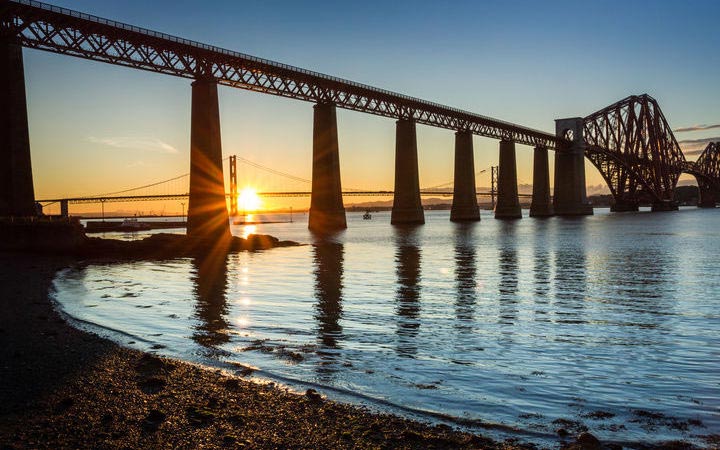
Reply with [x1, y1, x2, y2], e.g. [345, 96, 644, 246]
[92, 173, 189, 198]
[421, 167, 491, 190]
[234, 156, 311, 184]
[87, 156, 233, 198]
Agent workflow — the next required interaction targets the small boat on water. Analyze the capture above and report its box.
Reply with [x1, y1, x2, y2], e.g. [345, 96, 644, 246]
[363, 211, 372, 220]
[119, 217, 151, 231]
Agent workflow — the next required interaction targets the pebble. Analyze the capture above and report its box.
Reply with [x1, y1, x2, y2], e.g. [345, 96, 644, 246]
[305, 389, 322, 402]
[575, 432, 601, 450]
[141, 409, 166, 432]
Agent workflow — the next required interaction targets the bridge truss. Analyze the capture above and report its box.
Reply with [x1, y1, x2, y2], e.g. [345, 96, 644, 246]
[1, 0, 557, 148]
[583, 95, 685, 207]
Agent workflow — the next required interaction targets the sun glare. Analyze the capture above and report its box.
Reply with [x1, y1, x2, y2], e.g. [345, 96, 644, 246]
[238, 187, 262, 212]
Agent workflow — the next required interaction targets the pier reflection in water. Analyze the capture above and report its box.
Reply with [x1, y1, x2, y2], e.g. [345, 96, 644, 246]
[453, 223, 477, 331]
[394, 226, 422, 358]
[191, 253, 230, 357]
[552, 218, 588, 326]
[532, 219, 551, 322]
[497, 221, 518, 328]
[311, 234, 345, 379]
[52, 210, 720, 445]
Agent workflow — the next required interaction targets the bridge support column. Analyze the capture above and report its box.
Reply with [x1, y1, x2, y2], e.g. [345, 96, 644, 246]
[60, 200, 69, 218]
[309, 102, 346, 231]
[187, 79, 231, 241]
[450, 130, 480, 222]
[610, 201, 639, 212]
[392, 119, 424, 225]
[529, 145, 553, 217]
[553, 118, 593, 216]
[495, 140, 522, 219]
[651, 201, 679, 212]
[0, 39, 36, 217]
[698, 184, 717, 208]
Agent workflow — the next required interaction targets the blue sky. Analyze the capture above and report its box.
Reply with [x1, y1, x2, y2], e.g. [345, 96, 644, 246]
[22, 0, 720, 208]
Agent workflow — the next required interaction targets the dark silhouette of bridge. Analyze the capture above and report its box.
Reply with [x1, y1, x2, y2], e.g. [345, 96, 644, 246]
[1, 0, 718, 239]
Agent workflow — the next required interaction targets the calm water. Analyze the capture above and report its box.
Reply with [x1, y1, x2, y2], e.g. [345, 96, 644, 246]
[54, 209, 719, 445]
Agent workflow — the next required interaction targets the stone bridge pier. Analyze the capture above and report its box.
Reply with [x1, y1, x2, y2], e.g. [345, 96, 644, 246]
[187, 78, 231, 241]
[309, 102, 346, 232]
[392, 119, 424, 225]
[0, 38, 36, 217]
[450, 130, 480, 222]
[698, 181, 717, 208]
[494, 140, 522, 219]
[553, 118, 593, 216]
[530, 145, 553, 217]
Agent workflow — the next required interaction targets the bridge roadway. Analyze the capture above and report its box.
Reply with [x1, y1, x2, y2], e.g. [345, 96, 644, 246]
[39, 191, 529, 206]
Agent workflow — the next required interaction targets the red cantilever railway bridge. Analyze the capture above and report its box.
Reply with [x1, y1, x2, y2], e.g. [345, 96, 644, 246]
[1, 0, 719, 235]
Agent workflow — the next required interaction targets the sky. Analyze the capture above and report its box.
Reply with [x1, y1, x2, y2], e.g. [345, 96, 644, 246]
[21, 0, 720, 213]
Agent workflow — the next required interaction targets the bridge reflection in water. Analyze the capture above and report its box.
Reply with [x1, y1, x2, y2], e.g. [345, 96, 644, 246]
[190, 253, 230, 357]
[394, 226, 422, 358]
[453, 223, 478, 332]
[311, 235, 345, 381]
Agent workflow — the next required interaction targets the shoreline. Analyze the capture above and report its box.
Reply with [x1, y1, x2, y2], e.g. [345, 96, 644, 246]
[0, 254, 525, 449]
[1, 254, 712, 449]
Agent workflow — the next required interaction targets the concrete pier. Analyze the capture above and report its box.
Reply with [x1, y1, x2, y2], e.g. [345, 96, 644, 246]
[529, 145, 553, 217]
[651, 201, 679, 212]
[610, 201, 639, 212]
[391, 119, 424, 225]
[553, 118, 593, 216]
[0, 39, 36, 217]
[450, 130, 480, 222]
[698, 183, 717, 208]
[494, 140, 522, 219]
[187, 79, 231, 241]
[309, 102, 346, 231]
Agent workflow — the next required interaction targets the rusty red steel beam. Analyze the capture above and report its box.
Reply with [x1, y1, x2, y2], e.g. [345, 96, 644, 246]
[0, 0, 558, 148]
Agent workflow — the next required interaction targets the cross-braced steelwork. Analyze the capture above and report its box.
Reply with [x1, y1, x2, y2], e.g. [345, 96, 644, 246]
[583, 94, 685, 210]
[682, 142, 720, 208]
[0, 0, 557, 148]
[686, 142, 720, 190]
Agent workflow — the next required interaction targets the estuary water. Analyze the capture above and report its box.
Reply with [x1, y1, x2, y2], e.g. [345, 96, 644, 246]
[53, 208, 719, 445]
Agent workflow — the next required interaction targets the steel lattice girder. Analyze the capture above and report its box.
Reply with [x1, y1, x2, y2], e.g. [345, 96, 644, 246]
[683, 142, 720, 191]
[582, 94, 686, 204]
[0, 0, 557, 148]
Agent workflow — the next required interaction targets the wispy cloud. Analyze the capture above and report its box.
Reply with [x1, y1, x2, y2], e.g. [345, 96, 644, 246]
[86, 136, 178, 154]
[677, 136, 719, 155]
[674, 123, 720, 132]
[677, 137, 720, 145]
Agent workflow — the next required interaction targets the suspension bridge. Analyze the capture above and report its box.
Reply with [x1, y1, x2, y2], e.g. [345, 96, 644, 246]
[36, 155, 523, 217]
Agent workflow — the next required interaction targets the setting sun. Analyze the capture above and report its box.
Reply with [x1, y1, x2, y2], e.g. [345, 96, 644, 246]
[238, 187, 262, 213]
